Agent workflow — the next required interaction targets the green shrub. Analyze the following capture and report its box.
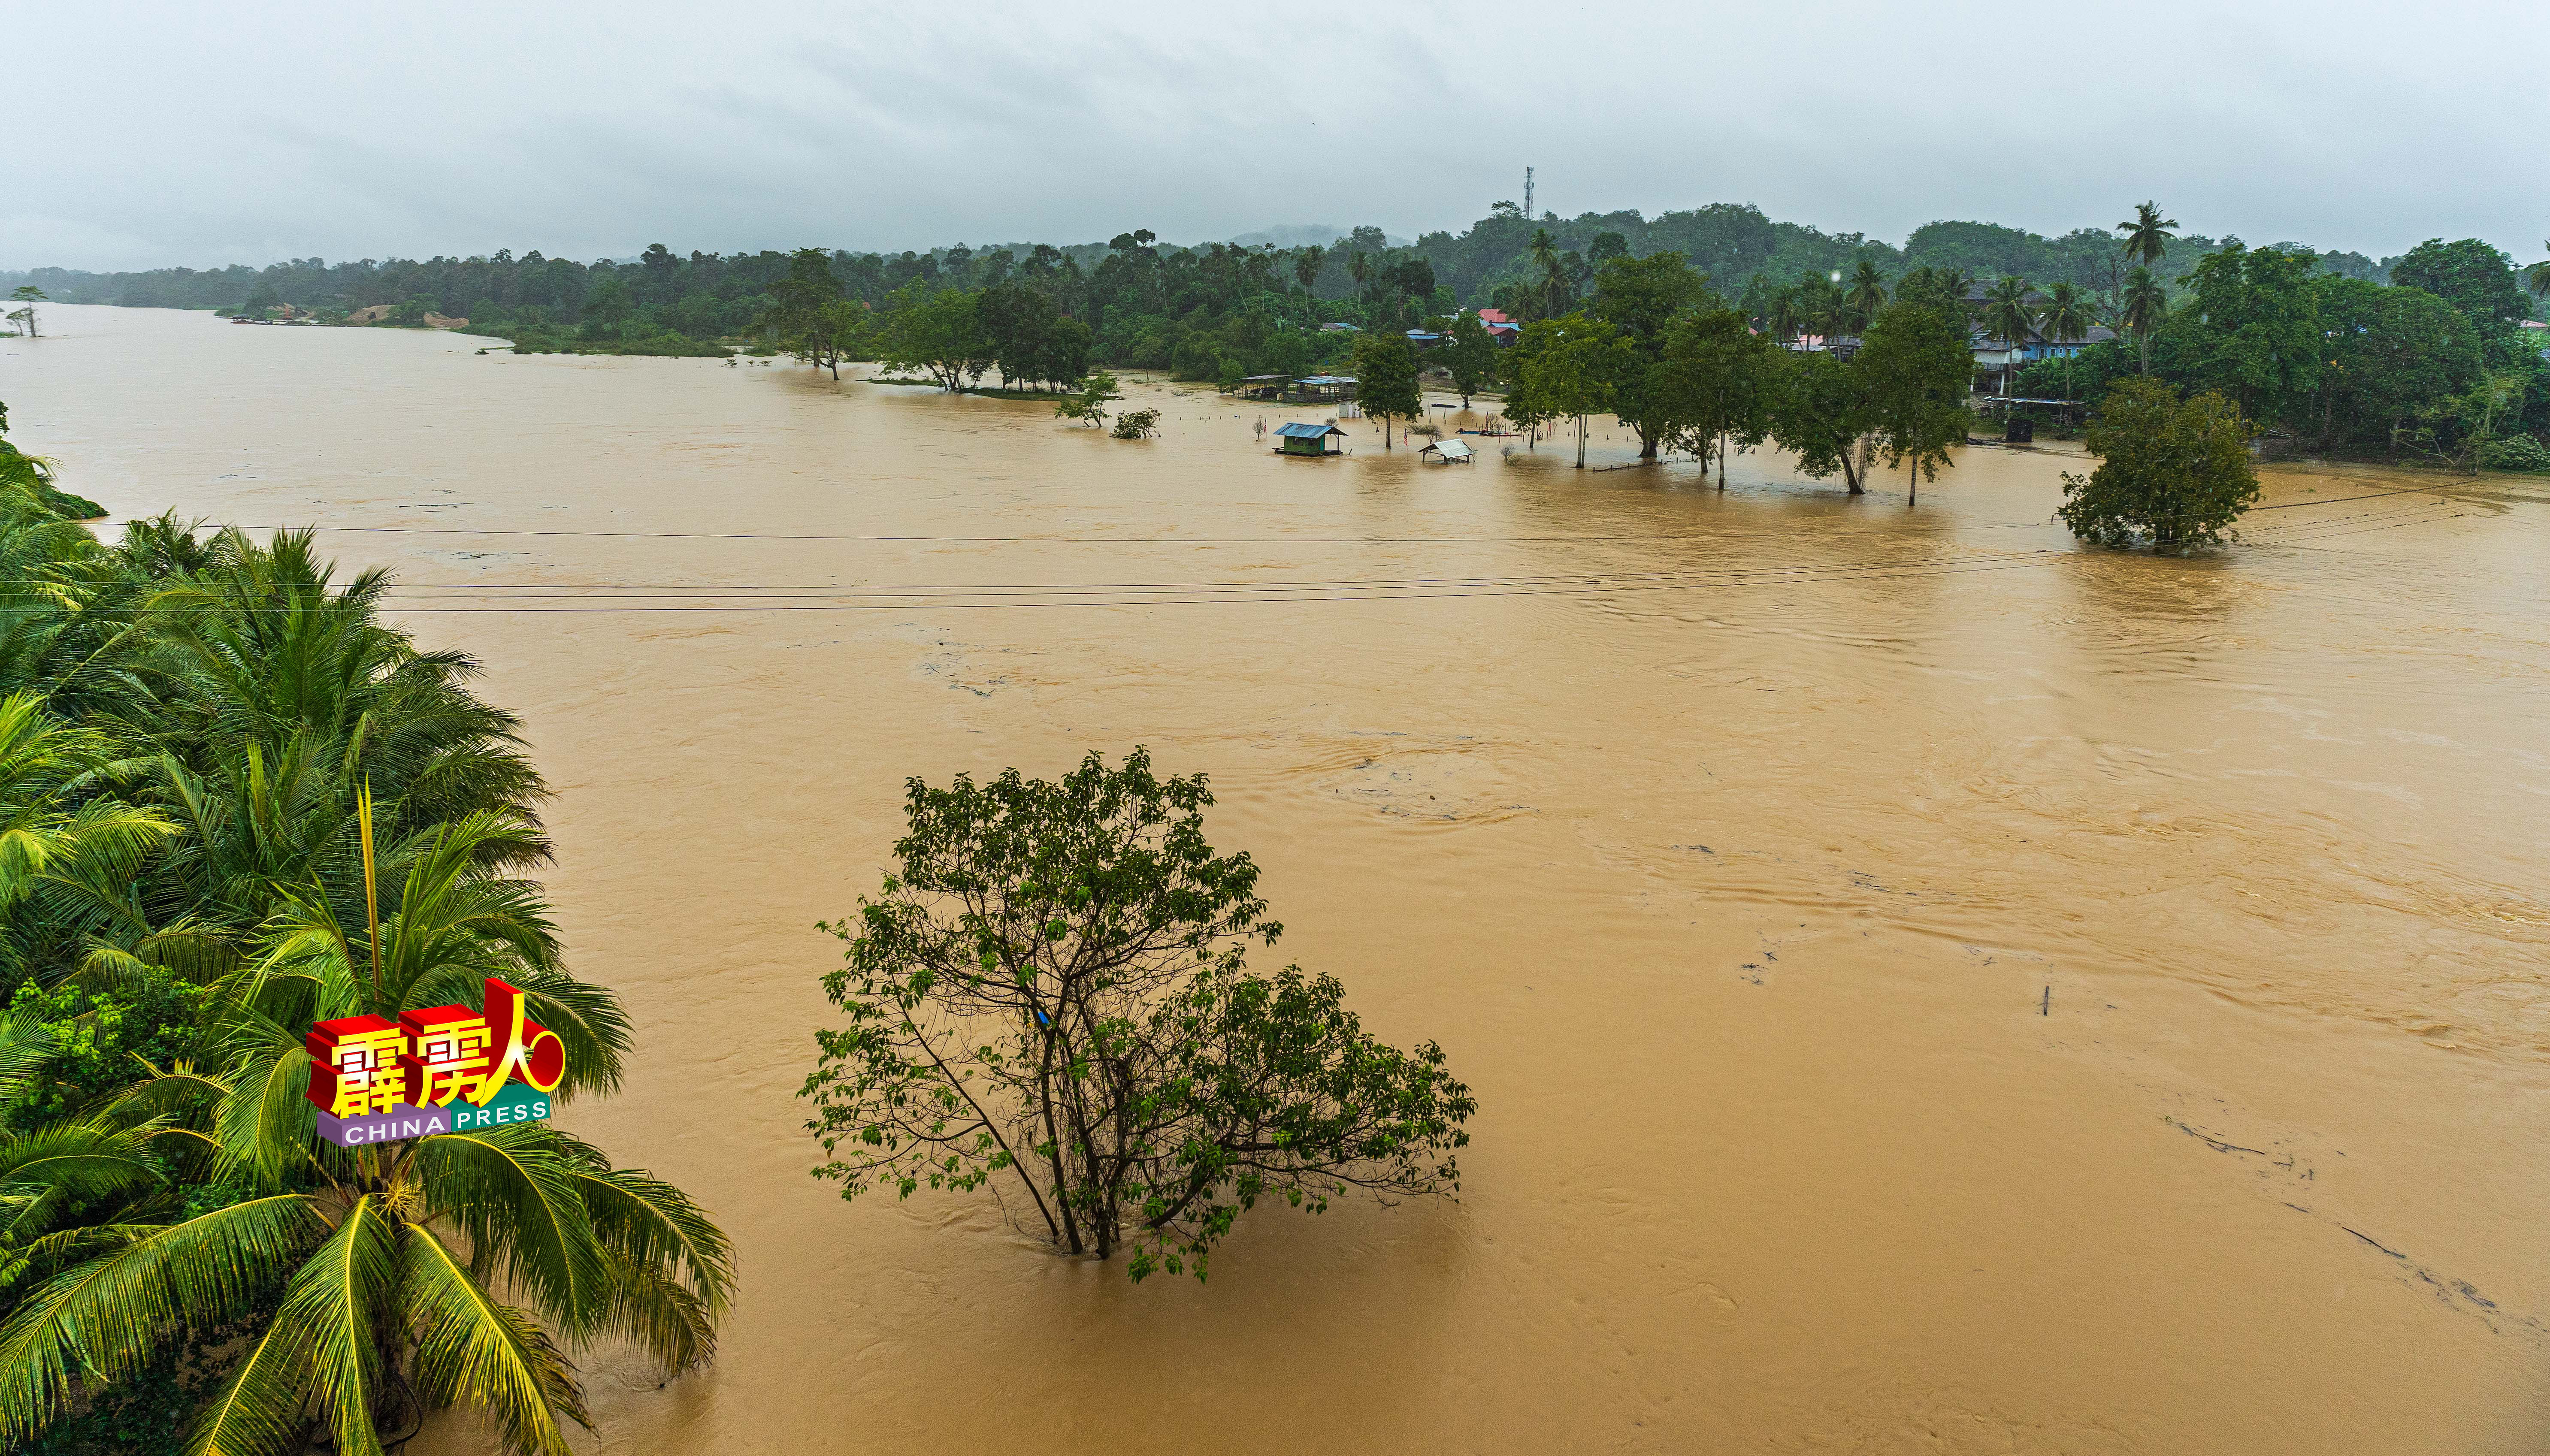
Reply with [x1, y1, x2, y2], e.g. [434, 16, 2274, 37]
[2483, 432, 2550, 473]
[2058, 378, 2260, 550]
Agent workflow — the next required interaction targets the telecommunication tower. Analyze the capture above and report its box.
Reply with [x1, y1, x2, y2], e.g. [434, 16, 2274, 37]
[1525, 167, 1535, 219]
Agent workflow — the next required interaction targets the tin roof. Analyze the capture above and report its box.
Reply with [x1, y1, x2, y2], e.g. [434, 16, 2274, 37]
[1275, 422, 1347, 438]
[1295, 375, 1356, 385]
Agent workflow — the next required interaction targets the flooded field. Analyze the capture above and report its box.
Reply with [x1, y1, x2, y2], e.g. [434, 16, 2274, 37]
[6, 305, 2546, 1453]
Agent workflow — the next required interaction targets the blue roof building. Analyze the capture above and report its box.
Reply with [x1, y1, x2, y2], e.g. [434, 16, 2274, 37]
[1274, 422, 1348, 456]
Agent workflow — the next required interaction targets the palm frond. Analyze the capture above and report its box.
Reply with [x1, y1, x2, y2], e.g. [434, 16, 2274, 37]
[0, 1194, 324, 1443]
[207, 1015, 324, 1188]
[180, 1311, 311, 1456]
[268, 1193, 394, 1456]
[557, 1136, 734, 1324]
[410, 1124, 605, 1338]
[0, 1007, 59, 1105]
[397, 1220, 585, 1456]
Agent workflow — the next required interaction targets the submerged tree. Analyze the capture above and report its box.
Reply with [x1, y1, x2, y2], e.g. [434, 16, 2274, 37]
[1503, 315, 1627, 468]
[801, 749, 1472, 1283]
[2058, 378, 2258, 549]
[5, 289, 42, 340]
[1655, 308, 1777, 485]
[1053, 371, 1120, 429]
[1857, 303, 1974, 506]
[1440, 312, 1503, 409]
[1351, 330, 1422, 448]
[1767, 348, 1872, 493]
[877, 281, 989, 392]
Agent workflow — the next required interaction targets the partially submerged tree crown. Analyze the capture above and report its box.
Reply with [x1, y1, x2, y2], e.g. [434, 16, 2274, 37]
[803, 749, 1473, 1282]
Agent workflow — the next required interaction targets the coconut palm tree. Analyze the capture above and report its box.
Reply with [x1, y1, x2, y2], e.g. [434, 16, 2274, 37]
[2526, 243, 2549, 299]
[1844, 259, 1888, 333]
[0, 1011, 176, 1299]
[1524, 230, 1570, 320]
[1346, 251, 1373, 316]
[1768, 288, 1803, 345]
[0, 812, 723, 1456]
[1980, 278, 2038, 396]
[1293, 245, 1325, 309]
[0, 692, 174, 982]
[2037, 282, 2093, 399]
[2117, 202, 2178, 268]
[2120, 266, 2169, 375]
[1936, 268, 1978, 320]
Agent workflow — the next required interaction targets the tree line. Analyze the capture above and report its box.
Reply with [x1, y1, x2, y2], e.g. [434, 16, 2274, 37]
[2006, 232, 2550, 471]
[12, 201, 2493, 378]
[0, 402, 731, 1454]
[1337, 249, 1969, 505]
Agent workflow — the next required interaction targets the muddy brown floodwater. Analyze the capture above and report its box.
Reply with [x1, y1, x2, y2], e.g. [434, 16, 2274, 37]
[6, 305, 2547, 1453]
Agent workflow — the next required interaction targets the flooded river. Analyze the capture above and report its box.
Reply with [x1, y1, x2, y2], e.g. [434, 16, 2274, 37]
[6, 305, 2546, 1453]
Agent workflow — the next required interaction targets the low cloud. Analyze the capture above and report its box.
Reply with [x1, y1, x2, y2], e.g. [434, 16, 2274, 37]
[6, 0, 2541, 270]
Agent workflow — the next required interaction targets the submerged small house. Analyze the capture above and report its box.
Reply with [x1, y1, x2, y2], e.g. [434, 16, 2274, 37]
[1419, 438, 1475, 464]
[1274, 422, 1348, 457]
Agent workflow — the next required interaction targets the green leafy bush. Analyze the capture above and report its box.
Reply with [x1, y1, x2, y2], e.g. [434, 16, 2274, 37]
[2058, 377, 2260, 549]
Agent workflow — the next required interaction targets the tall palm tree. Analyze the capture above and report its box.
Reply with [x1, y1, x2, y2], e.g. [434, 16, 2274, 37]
[2117, 202, 2178, 269]
[1768, 288, 1803, 345]
[1936, 267, 1978, 321]
[138, 529, 551, 870]
[2526, 243, 2550, 300]
[1523, 229, 1576, 320]
[1980, 278, 2038, 397]
[2037, 282, 2092, 399]
[1346, 251, 1373, 316]
[2120, 266, 2169, 375]
[0, 813, 725, 1456]
[1293, 244, 1325, 308]
[1844, 258, 1888, 333]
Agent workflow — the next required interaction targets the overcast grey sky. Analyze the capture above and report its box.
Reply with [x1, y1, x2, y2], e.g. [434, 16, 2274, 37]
[7, 0, 2544, 272]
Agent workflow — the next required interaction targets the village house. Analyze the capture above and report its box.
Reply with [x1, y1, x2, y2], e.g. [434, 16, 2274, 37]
[1273, 422, 1348, 456]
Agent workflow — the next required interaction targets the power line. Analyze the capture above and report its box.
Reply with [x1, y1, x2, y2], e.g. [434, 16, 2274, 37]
[263, 557, 2083, 613]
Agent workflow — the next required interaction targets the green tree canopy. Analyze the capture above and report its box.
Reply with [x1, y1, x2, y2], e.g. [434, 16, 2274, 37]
[2166, 243, 2323, 425]
[1440, 313, 1503, 409]
[0, 440, 735, 1453]
[1503, 314, 1629, 468]
[1654, 308, 1777, 483]
[2390, 238, 2531, 334]
[1350, 330, 1423, 448]
[1767, 349, 1874, 494]
[1589, 251, 1712, 459]
[800, 749, 1472, 1283]
[2058, 378, 2259, 549]
[878, 281, 990, 392]
[1857, 303, 1974, 505]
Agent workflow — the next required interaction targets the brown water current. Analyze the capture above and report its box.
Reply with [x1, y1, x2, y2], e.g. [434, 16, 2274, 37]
[7, 305, 2548, 1453]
